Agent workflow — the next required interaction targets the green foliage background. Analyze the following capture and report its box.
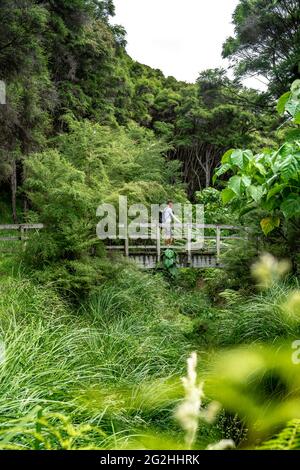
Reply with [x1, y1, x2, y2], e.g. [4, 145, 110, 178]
[0, 0, 300, 452]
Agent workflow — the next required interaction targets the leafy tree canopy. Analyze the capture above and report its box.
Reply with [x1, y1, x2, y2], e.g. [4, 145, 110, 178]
[223, 0, 300, 96]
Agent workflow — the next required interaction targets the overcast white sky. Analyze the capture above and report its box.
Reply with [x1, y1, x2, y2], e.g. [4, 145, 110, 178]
[112, 0, 266, 90]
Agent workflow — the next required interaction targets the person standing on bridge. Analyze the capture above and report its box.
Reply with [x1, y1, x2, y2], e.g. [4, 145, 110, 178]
[161, 201, 181, 246]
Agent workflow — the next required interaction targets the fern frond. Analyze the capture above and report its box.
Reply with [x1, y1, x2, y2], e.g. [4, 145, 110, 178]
[258, 420, 300, 450]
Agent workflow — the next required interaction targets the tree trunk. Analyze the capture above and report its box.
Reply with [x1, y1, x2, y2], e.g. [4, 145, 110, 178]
[11, 158, 18, 223]
[205, 166, 211, 188]
[22, 161, 28, 214]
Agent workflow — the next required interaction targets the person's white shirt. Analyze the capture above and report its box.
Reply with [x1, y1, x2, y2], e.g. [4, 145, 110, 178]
[162, 206, 180, 224]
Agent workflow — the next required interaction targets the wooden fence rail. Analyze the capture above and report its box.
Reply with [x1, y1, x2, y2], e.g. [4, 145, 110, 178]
[0, 224, 44, 249]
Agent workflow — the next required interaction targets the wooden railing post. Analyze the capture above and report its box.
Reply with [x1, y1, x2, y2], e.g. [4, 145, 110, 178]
[20, 225, 25, 251]
[124, 237, 129, 257]
[216, 225, 221, 265]
[0, 224, 43, 254]
[187, 223, 192, 265]
[156, 223, 161, 263]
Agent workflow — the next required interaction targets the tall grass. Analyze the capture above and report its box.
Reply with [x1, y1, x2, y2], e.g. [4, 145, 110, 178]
[0, 267, 192, 448]
[1, 255, 299, 449]
[212, 282, 300, 346]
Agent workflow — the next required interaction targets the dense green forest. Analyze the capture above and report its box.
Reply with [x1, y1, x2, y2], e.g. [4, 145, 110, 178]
[0, 0, 300, 451]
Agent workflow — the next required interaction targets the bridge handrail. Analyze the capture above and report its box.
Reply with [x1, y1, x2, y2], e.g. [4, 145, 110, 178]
[117, 223, 247, 230]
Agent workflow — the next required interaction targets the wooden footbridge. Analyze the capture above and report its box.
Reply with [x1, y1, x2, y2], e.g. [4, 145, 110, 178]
[106, 223, 247, 269]
[0, 223, 248, 269]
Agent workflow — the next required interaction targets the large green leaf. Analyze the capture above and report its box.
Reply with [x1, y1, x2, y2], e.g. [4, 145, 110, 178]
[228, 175, 242, 196]
[241, 176, 251, 188]
[277, 155, 300, 182]
[266, 174, 278, 186]
[164, 249, 176, 259]
[285, 129, 300, 142]
[164, 258, 175, 268]
[221, 187, 236, 204]
[277, 143, 292, 158]
[253, 160, 267, 176]
[230, 150, 244, 169]
[280, 194, 300, 219]
[291, 80, 300, 93]
[260, 216, 280, 236]
[277, 91, 291, 115]
[294, 111, 300, 125]
[168, 266, 178, 277]
[285, 99, 300, 120]
[247, 185, 264, 203]
[267, 183, 286, 201]
[213, 163, 231, 182]
[221, 149, 234, 164]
